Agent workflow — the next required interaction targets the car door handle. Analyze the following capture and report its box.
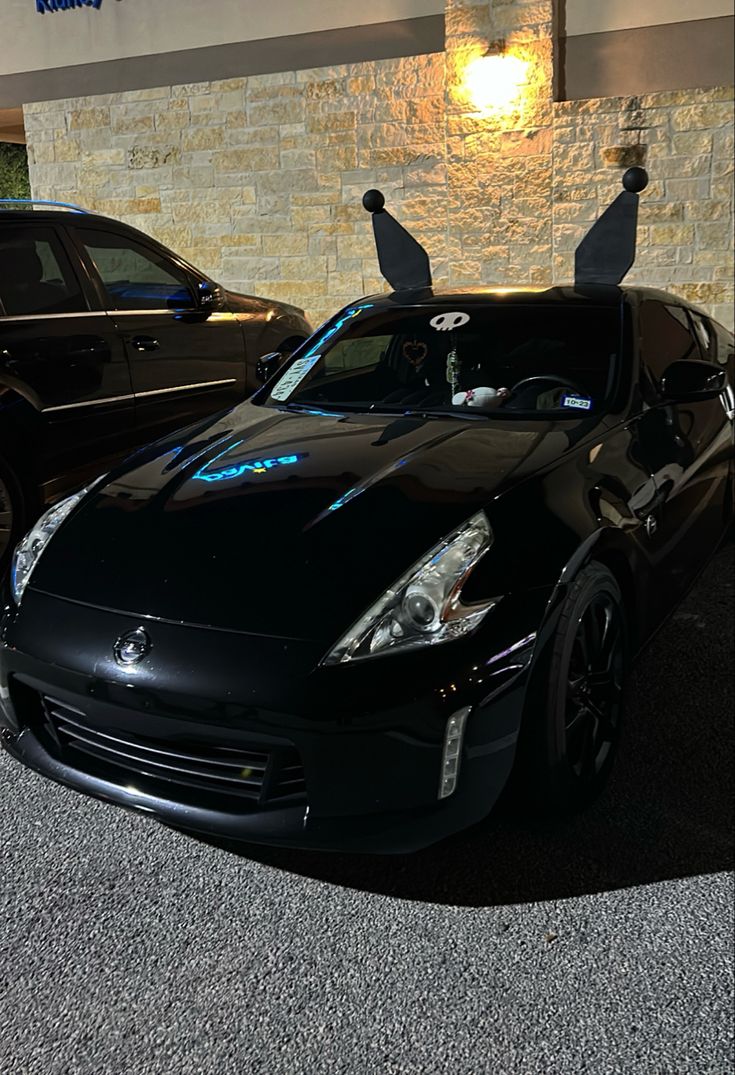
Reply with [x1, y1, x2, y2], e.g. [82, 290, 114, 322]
[130, 335, 160, 352]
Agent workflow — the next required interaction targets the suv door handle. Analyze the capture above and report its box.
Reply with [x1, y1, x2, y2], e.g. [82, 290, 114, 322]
[130, 335, 160, 352]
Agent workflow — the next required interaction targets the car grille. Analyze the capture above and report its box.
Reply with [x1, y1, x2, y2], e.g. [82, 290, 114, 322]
[39, 694, 306, 807]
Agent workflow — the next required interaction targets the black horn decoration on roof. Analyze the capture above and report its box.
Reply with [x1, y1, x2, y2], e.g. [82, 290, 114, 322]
[362, 189, 432, 292]
[574, 166, 649, 287]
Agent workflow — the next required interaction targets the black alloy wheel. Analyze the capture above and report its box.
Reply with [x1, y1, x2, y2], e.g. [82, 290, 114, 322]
[514, 562, 629, 813]
[564, 590, 625, 785]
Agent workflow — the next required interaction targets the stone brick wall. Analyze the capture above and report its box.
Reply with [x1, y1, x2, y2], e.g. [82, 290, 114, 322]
[553, 88, 733, 329]
[443, 0, 734, 326]
[24, 59, 447, 330]
[23, 0, 734, 329]
[444, 0, 555, 288]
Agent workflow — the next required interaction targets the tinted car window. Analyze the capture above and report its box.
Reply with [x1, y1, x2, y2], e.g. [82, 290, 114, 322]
[689, 312, 717, 361]
[77, 228, 195, 311]
[0, 226, 85, 316]
[713, 321, 734, 366]
[263, 304, 621, 418]
[639, 300, 702, 399]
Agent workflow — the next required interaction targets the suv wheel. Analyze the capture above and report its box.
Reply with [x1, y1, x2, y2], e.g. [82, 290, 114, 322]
[0, 456, 28, 578]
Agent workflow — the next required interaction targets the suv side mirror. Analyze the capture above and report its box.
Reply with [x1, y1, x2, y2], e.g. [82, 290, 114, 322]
[660, 359, 727, 403]
[256, 352, 283, 384]
[174, 280, 219, 316]
[196, 281, 221, 312]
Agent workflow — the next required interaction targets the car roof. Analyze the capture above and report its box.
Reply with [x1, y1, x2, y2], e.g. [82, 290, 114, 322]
[0, 208, 150, 232]
[354, 284, 683, 310]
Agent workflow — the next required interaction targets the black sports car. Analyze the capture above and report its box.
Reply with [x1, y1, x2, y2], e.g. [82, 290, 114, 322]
[0, 173, 733, 852]
[0, 200, 312, 575]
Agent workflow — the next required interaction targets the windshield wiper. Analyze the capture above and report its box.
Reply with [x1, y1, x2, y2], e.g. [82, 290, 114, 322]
[281, 401, 366, 415]
[356, 404, 489, 420]
[280, 402, 490, 421]
[399, 408, 490, 421]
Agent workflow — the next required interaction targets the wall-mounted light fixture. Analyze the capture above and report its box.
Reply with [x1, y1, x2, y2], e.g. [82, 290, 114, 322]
[462, 41, 529, 117]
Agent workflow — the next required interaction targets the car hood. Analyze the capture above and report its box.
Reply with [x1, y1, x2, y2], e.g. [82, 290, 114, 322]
[30, 404, 590, 640]
[224, 288, 305, 319]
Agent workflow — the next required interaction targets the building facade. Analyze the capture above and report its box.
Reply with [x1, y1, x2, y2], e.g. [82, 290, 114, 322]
[3, 0, 734, 328]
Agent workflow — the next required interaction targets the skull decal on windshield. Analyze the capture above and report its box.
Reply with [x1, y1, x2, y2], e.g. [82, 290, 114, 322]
[430, 312, 470, 332]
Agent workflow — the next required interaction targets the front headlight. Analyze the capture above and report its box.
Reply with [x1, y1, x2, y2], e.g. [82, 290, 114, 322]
[11, 488, 88, 605]
[322, 511, 497, 664]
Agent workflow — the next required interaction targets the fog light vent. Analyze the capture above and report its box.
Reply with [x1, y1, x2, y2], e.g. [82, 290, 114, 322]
[438, 706, 470, 800]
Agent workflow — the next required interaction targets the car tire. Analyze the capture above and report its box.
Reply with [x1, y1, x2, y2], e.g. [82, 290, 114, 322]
[0, 455, 29, 579]
[516, 562, 630, 814]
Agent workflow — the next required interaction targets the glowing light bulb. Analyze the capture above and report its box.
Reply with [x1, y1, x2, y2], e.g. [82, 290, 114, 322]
[463, 53, 528, 116]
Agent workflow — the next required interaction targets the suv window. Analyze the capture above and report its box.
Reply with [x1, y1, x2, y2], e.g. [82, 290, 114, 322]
[76, 228, 195, 311]
[0, 226, 85, 317]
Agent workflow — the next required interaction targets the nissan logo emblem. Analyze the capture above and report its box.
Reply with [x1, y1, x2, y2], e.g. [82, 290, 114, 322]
[113, 627, 152, 666]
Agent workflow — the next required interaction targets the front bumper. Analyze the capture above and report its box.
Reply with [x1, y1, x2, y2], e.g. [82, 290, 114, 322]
[0, 587, 551, 853]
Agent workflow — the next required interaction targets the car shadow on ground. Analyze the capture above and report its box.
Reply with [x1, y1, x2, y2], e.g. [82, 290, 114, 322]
[191, 543, 734, 907]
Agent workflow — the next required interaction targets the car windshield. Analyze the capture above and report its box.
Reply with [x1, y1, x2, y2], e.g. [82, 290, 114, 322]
[262, 303, 621, 418]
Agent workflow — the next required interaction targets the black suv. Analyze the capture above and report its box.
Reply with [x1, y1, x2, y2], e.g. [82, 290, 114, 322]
[0, 201, 312, 570]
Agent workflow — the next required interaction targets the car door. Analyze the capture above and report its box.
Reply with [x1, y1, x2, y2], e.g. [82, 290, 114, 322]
[69, 224, 247, 441]
[634, 299, 730, 599]
[0, 220, 135, 500]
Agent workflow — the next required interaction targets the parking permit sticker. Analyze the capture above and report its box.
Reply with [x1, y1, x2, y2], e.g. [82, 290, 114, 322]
[271, 354, 322, 401]
[561, 393, 592, 411]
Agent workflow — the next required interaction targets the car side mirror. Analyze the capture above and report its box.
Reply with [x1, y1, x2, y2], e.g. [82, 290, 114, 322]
[660, 359, 727, 403]
[256, 352, 283, 384]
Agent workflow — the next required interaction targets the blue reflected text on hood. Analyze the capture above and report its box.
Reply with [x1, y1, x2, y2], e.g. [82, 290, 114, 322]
[194, 453, 308, 483]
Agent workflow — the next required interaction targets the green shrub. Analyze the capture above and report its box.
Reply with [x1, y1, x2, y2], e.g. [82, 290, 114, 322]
[0, 143, 31, 199]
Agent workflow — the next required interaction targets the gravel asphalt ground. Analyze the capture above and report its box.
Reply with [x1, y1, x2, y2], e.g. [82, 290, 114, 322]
[1, 543, 733, 1075]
